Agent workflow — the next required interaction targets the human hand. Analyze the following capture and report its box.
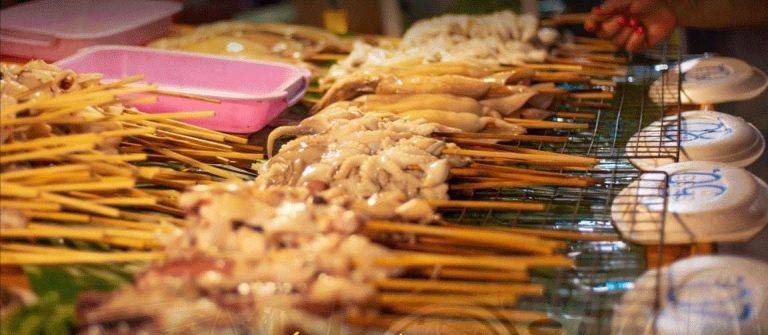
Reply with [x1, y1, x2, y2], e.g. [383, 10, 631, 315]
[584, 0, 677, 52]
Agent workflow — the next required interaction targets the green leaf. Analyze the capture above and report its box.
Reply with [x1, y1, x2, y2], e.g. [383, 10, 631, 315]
[23, 266, 78, 305]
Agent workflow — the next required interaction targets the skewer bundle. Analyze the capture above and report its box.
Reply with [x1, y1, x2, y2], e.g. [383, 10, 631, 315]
[0, 61, 263, 260]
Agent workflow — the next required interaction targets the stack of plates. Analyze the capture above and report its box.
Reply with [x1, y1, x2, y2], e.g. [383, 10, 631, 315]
[612, 255, 768, 335]
[626, 110, 765, 171]
[649, 56, 768, 105]
[611, 161, 768, 244]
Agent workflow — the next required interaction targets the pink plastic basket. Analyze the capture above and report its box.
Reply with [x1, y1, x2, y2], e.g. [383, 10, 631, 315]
[0, 0, 181, 61]
[56, 46, 310, 133]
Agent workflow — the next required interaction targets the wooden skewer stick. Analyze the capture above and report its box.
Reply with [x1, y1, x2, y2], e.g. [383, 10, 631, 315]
[569, 91, 615, 100]
[0, 134, 102, 152]
[173, 149, 264, 161]
[69, 153, 147, 163]
[366, 220, 561, 254]
[516, 63, 583, 71]
[90, 197, 157, 206]
[450, 168, 596, 187]
[408, 267, 530, 281]
[373, 278, 544, 295]
[541, 13, 590, 25]
[0, 250, 162, 265]
[450, 181, 542, 190]
[567, 101, 611, 108]
[492, 226, 620, 241]
[388, 305, 550, 323]
[143, 112, 249, 145]
[136, 140, 241, 181]
[371, 292, 522, 306]
[426, 199, 544, 211]
[0, 200, 61, 211]
[21, 210, 89, 223]
[503, 118, 590, 129]
[33, 177, 134, 192]
[554, 111, 596, 119]
[152, 90, 221, 104]
[443, 148, 598, 165]
[138, 120, 226, 143]
[435, 132, 568, 143]
[0, 143, 95, 165]
[0, 164, 90, 181]
[374, 252, 574, 271]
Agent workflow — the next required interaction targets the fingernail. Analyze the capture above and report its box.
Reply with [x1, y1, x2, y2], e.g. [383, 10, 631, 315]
[617, 16, 627, 26]
[629, 18, 639, 28]
[592, 5, 602, 12]
[585, 22, 595, 32]
[635, 26, 645, 35]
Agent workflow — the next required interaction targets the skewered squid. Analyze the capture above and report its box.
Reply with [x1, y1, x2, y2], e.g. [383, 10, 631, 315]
[312, 71, 538, 113]
[261, 105, 469, 218]
[78, 184, 398, 335]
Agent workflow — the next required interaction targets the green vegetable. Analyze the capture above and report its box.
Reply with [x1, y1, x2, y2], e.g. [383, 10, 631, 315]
[1, 264, 141, 335]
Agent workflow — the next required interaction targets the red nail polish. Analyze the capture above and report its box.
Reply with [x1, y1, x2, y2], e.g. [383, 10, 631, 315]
[592, 5, 603, 12]
[635, 26, 645, 34]
[585, 22, 595, 32]
[629, 18, 639, 28]
[617, 16, 627, 26]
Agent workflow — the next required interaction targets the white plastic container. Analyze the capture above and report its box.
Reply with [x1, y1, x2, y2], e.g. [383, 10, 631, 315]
[612, 255, 768, 335]
[649, 56, 768, 105]
[627, 110, 765, 171]
[611, 161, 768, 244]
[0, 0, 182, 61]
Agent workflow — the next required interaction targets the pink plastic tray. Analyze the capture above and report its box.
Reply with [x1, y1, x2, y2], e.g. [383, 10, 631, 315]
[56, 46, 310, 133]
[0, 0, 181, 61]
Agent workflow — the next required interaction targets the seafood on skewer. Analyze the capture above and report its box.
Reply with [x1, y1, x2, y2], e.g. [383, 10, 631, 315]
[262, 106, 466, 221]
[323, 11, 559, 86]
[76, 182, 572, 334]
[312, 71, 551, 114]
[78, 184, 398, 335]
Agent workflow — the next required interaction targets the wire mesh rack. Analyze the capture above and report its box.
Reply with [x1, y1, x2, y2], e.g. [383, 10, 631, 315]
[436, 44, 685, 334]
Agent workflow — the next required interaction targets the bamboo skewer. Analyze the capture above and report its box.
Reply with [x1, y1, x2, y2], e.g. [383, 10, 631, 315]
[0, 250, 163, 265]
[386, 305, 550, 322]
[426, 199, 544, 211]
[503, 118, 589, 129]
[0, 200, 61, 211]
[434, 132, 568, 143]
[371, 292, 523, 306]
[153, 90, 222, 103]
[373, 278, 543, 295]
[408, 267, 530, 281]
[443, 148, 599, 166]
[0, 143, 95, 164]
[374, 252, 574, 271]
[366, 220, 562, 254]
[541, 13, 590, 25]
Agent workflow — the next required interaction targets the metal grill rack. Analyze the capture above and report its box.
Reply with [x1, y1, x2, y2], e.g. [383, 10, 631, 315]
[437, 45, 684, 334]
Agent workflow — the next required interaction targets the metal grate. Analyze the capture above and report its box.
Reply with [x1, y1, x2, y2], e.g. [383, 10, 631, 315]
[437, 44, 683, 334]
